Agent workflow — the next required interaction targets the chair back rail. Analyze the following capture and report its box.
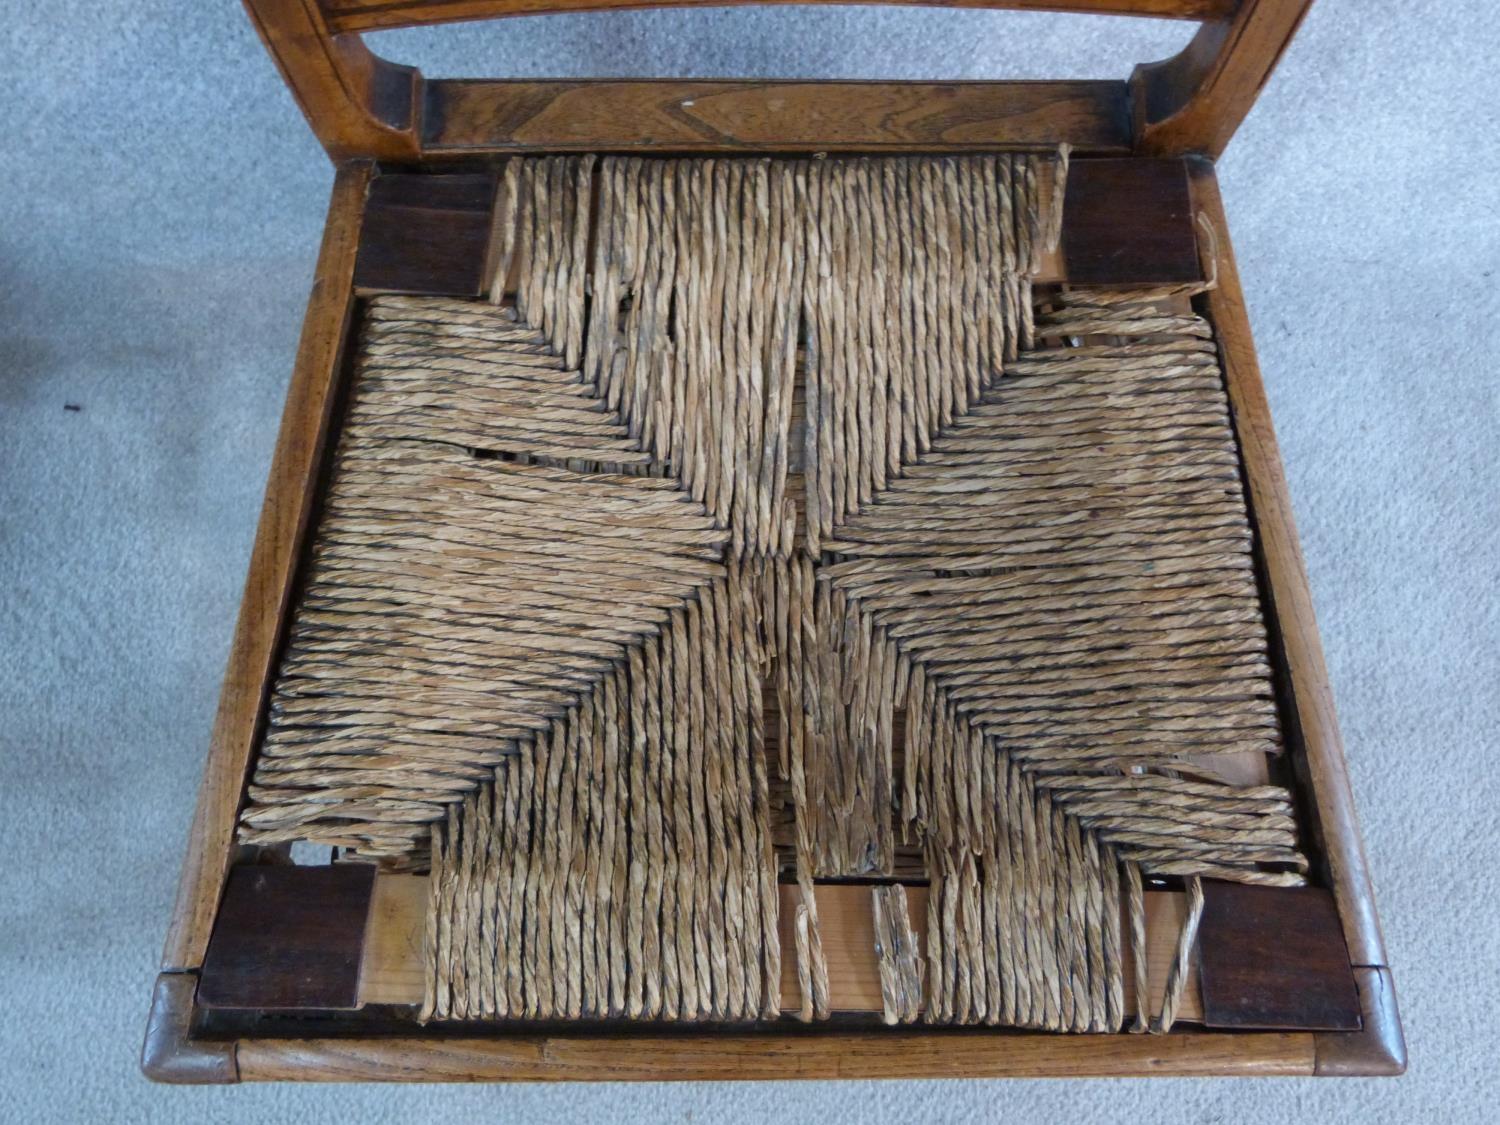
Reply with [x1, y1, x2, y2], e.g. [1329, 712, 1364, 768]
[243, 0, 1313, 162]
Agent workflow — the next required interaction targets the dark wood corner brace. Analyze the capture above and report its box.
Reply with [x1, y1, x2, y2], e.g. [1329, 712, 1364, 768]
[1196, 883, 1361, 1032]
[197, 865, 378, 1011]
[244, 0, 1315, 161]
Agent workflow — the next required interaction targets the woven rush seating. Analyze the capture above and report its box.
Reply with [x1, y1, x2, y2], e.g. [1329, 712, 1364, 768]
[237, 154, 1306, 1032]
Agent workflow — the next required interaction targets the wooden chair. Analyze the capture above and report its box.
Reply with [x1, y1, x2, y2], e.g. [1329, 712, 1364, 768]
[143, 0, 1404, 1082]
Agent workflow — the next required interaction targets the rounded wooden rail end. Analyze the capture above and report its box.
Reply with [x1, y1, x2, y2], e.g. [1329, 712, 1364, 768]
[1313, 968, 1407, 1077]
[141, 973, 239, 1085]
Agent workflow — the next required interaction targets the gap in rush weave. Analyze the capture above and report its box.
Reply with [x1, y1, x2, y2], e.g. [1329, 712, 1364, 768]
[237, 153, 1306, 1033]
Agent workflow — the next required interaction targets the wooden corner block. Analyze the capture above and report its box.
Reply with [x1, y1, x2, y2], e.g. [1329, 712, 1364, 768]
[197, 864, 377, 1011]
[1198, 882, 1362, 1032]
[1061, 158, 1201, 286]
[352, 172, 498, 297]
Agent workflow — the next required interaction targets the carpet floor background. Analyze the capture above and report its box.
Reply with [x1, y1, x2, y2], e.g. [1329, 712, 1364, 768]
[2, 1, 1496, 1120]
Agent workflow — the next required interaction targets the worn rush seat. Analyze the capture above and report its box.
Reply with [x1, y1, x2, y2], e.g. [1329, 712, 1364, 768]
[143, 0, 1402, 1083]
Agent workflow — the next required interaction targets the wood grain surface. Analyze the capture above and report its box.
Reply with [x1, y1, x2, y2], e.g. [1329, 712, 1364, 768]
[233, 1028, 1317, 1081]
[423, 79, 1133, 153]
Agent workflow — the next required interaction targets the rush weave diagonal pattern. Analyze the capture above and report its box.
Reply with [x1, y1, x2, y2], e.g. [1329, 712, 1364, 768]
[238, 154, 1306, 1032]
